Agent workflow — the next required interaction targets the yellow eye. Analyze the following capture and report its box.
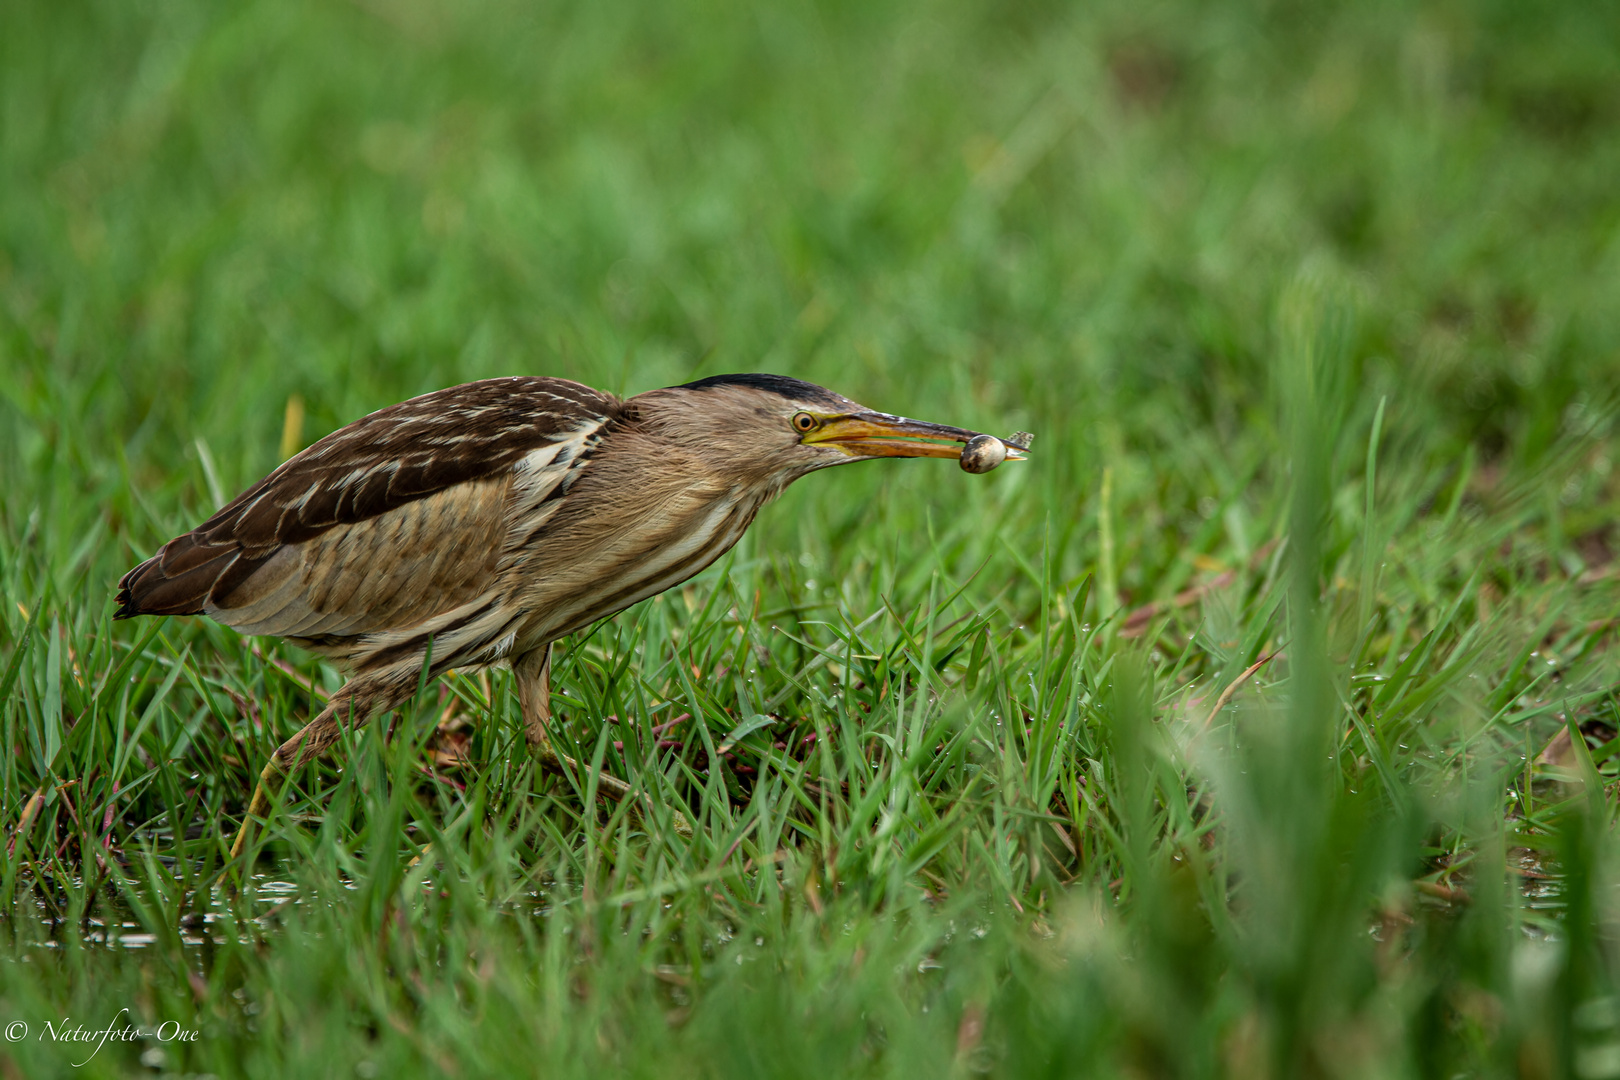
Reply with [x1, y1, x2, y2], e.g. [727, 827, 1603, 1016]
[792, 412, 819, 433]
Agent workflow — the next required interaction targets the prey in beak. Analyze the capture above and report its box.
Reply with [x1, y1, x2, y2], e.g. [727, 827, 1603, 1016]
[802, 412, 1031, 468]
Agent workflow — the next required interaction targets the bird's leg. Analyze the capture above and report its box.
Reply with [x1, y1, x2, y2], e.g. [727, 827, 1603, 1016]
[513, 644, 632, 799]
[229, 677, 398, 860]
[512, 646, 691, 837]
[413, 647, 644, 870]
[232, 758, 283, 859]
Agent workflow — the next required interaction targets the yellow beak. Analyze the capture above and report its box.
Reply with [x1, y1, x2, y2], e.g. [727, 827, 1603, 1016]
[803, 412, 1031, 460]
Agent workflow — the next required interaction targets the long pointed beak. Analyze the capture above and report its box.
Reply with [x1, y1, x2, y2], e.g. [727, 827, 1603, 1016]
[803, 412, 1030, 460]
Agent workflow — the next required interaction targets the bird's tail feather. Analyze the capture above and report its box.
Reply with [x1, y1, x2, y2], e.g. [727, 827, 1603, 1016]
[114, 538, 234, 619]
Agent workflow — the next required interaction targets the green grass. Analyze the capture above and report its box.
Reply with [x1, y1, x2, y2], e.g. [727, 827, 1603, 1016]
[5, 0, 1620, 1075]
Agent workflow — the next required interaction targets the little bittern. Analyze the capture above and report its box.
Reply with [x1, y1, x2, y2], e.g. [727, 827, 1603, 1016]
[114, 374, 1029, 856]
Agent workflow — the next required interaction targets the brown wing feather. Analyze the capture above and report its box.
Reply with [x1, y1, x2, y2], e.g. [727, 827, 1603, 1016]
[116, 377, 619, 619]
[217, 476, 512, 654]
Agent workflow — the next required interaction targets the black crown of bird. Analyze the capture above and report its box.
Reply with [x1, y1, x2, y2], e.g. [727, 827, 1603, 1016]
[115, 373, 1031, 855]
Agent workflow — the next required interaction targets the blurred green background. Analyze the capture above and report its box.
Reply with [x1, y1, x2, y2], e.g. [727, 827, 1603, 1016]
[4, 0, 1620, 1076]
[7, 0, 1617, 580]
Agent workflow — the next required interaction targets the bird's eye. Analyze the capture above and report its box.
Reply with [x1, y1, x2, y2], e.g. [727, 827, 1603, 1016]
[792, 412, 819, 433]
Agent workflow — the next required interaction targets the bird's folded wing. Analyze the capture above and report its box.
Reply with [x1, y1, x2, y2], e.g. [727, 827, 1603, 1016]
[115, 377, 620, 640]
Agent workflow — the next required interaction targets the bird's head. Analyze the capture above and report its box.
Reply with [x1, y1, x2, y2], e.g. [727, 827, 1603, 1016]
[632, 373, 1029, 489]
